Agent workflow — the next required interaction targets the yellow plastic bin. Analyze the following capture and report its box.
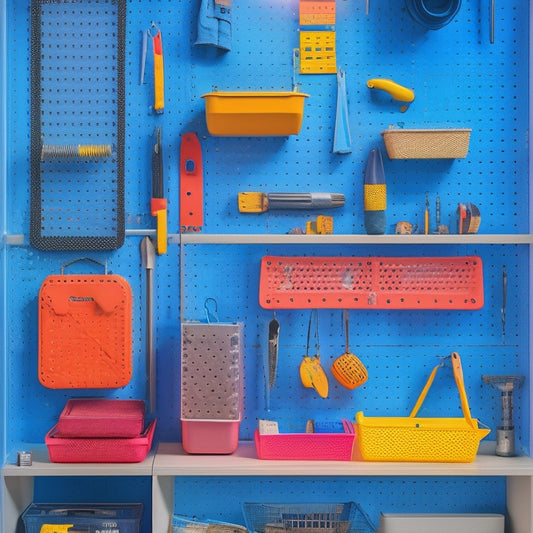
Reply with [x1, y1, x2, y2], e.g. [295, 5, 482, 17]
[202, 91, 309, 136]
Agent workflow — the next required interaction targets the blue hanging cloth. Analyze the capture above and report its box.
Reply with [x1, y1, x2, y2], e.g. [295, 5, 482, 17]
[333, 69, 352, 154]
[195, 0, 232, 51]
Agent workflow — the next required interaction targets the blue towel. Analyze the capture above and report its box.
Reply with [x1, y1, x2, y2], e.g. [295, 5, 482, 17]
[333, 69, 352, 154]
[195, 0, 232, 51]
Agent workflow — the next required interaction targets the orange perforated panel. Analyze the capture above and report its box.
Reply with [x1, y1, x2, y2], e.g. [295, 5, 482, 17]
[38, 274, 133, 389]
[299, 0, 336, 26]
[259, 256, 484, 310]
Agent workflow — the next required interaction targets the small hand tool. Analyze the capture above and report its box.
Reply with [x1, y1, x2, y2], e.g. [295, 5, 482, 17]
[268, 314, 280, 390]
[306, 215, 333, 234]
[490, 0, 495, 44]
[457, 202, 481, 234]
[140, 236, 156, 412]
[501, 265, 507, 341]
[148, 22, 164, 113]
[299, 310, 328, 399]
[424, 192, 429, 234]
[238, 192, 344, 213]
[151, 126, 167, 255]
[482, 375, 524, 456]
[140, 30, 148, 84]
[367, 78, 415, 112]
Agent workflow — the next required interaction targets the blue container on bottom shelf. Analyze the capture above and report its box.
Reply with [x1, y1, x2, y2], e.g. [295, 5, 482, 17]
[21, 503, 143, 533]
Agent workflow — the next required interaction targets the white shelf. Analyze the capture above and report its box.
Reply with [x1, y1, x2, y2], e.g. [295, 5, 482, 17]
[1, 445, 154, 477]
[153, 441, 533, 477]
[4, 441, 532, 479]
[178, 233, 533, 245]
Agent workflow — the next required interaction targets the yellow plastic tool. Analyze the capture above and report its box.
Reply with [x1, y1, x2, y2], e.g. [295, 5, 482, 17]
[305, 215, 333, 234]
[151, 127, 167, 254]
[300, 355, 329, 398]
[150, 23, 164, 114]
[367, 78, 415, 103]
[299, 310, 328, 398]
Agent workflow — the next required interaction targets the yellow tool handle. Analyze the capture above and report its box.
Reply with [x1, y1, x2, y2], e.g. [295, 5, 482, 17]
[451, 351, 476, 428]
[152, 29, 164, 113]
[238, 192, 268, 213]
[156, 208, 167, 254]
[367, 78, 415, 102]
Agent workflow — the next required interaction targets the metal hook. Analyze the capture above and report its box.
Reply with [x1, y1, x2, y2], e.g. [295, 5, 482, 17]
[204, 298, 219, 324]
[60, 257, 107, 275]
[148, 21, 160, 38]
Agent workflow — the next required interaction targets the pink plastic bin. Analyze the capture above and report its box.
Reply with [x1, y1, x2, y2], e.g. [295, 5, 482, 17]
[46, 420, 156, 463]
[56, 398, 145, 438]
[254, 420, 355, 460]
[181, 418, 240, 454]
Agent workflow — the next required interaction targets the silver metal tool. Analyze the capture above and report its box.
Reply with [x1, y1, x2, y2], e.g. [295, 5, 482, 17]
[482, 375, 524, 456]
[140, 236, 156, 412]
[490, 0, 495, 44]
[501, 265, 507, 341]
[238, 192, 345, 213]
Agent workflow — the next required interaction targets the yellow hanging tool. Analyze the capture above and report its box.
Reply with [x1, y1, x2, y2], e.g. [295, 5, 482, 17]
[424, 192, 429, 235]
[151, 126, 167, 254]
[367, 78, 415, 112]
[149, 23, 164, 114]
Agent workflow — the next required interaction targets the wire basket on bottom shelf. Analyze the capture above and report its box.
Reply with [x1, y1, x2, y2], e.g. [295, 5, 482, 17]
[242, 502, 375, 533]
[172, 515, 248, 533]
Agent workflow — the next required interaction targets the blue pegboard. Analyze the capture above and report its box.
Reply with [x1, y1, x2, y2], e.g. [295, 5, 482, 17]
[2, 0, 531, 530]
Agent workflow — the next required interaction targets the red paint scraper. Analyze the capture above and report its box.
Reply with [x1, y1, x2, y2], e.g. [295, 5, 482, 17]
[180, 132, 204, 232]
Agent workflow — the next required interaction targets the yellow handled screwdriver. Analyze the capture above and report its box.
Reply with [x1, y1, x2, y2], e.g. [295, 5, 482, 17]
[151, 126, 167, 254]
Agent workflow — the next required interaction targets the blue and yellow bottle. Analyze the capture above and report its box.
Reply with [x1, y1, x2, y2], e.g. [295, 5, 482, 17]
[364, 148, 387, 235]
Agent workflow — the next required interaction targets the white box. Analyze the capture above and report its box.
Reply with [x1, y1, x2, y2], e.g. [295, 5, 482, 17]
[377, 513, 504, 533]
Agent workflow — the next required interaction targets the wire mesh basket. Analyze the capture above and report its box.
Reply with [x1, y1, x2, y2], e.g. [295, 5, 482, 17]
[242, 502, 375, 533]
[172, 515, 248, 533]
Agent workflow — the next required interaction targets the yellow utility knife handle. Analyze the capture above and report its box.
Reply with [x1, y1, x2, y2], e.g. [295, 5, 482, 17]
[151, 28, 164, 114]
[367, 78, 415, 103]
[151, 198, 167, 254]
[156, 208, 167, 254]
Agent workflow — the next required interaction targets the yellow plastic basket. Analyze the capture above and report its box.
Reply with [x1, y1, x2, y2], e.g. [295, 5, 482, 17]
[202, 91, 309, 136]
[356, 352, 490, 463]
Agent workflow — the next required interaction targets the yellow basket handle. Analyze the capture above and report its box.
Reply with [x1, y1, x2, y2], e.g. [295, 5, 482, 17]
[451, 351, 476, 428]
[409, 352, 476, 429]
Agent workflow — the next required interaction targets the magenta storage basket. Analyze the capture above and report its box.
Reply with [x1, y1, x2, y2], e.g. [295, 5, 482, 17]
[254, 420, 355, 460]
[56, 398, 146, 438]
[46, 420, 156, 463]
